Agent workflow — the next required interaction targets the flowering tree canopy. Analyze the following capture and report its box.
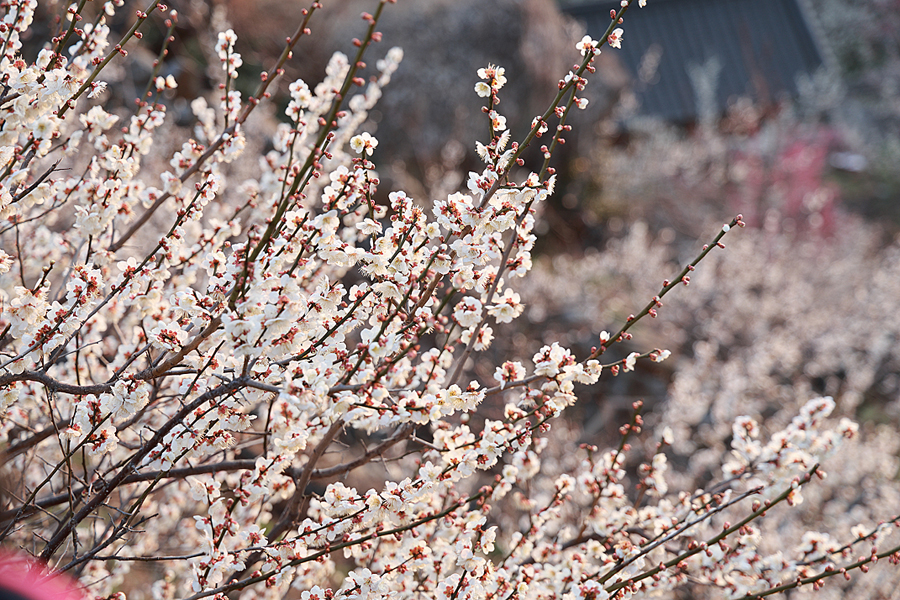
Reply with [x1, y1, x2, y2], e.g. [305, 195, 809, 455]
[0, 1, 898, 599]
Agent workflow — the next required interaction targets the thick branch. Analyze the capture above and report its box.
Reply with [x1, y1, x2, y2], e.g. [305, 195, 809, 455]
[267, 418, 345, 542]
[0, 370, 111, 396]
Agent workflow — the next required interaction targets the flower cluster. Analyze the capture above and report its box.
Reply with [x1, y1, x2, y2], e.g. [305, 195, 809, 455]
[0, 2, 896, 600]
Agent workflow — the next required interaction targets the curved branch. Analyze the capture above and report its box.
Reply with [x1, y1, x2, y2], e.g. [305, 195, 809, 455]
[267, 417, 345, 542]
[38, 377, 248, 561]
[0, 424, 416, 522]
[0, 370, 111, 396]
[310, 421, 415, 479]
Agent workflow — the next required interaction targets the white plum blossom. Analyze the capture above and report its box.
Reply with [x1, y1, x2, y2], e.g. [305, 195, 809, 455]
[623, 351, 639, 372]
[150, 320, 187, 351]
[477, 64, 507, 90]
[350, 132, 378, 155]
[488, 288, 524, 323]
[577, 35, 600, 57]
[453, 296, 483, 328]
[650, 349, 671, 362]
[494, 360, 526, 388]
[608, 28, 624, 49]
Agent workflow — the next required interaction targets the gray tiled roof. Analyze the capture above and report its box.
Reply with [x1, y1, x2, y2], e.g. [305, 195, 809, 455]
[562, 0, 825, 122]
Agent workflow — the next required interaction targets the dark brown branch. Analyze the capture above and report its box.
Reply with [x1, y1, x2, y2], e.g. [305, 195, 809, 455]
[267, 418, 345, 542]
[0, 422, 415, 523]
[3, 418, 68, 459]
[145, 317, 223, 380]
[737, 540, 900, 599]
[9, 160, 62, 206]
[0, 368, 362, 461]
[0, 370, 112, 396]
[311, 422, 415, 479]
[589, 215, 744, 361]
[38, 377, 248, 561]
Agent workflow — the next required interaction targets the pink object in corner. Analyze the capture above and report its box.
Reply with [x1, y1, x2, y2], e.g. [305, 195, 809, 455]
[0, 551, 82, 600]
